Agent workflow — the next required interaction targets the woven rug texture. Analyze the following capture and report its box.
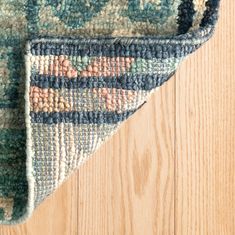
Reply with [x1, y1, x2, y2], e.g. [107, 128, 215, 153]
[0, 0, 220, 224]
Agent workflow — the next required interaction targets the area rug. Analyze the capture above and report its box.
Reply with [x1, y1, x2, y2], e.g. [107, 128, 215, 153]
[0, 0, 220, 224]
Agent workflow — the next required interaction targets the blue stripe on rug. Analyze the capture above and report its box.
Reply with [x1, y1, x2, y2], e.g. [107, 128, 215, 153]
[30, 109, 139, 124]
[30, 72, 175, 91]
[29, 42, 196, 59]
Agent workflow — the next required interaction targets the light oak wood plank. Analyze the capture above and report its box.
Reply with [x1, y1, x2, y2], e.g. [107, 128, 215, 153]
[175, 1, 235, 234]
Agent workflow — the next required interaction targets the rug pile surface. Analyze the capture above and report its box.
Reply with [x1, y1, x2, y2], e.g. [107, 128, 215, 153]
[0, 0, 219, 224]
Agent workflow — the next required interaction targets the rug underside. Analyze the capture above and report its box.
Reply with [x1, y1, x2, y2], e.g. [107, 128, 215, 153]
[0, 0, 219, 224]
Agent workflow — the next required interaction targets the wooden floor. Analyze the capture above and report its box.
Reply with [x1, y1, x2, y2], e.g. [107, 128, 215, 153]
[1, 1, 235, 234]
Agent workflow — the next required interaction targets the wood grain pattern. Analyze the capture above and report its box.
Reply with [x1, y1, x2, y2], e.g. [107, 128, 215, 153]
[0, 1, 234, 234]
[175, 1, 235, 234]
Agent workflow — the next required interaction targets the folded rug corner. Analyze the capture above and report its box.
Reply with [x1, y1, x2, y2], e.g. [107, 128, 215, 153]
[0, 0, 220, 224]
